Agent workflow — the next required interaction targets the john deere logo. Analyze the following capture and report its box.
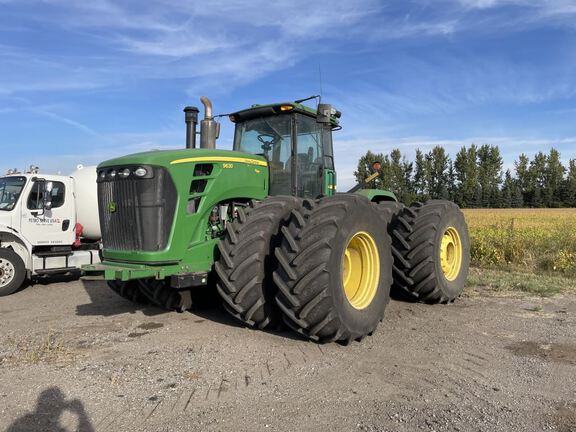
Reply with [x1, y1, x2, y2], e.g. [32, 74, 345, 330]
[107, 202, 117, 213]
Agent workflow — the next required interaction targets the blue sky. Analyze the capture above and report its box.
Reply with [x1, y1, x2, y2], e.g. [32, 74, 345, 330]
[1, 0, 575, 189]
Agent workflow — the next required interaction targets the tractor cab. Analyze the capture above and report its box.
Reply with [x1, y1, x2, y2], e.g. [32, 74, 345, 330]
[229, 101, 340, 198]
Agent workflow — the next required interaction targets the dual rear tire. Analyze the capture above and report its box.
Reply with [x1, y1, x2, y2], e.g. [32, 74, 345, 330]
[215, 196, 302, 329]
[390, 200, 470, 303]
[215, 196, 470, 343]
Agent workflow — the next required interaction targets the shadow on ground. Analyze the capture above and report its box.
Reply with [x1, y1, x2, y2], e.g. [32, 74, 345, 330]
[76, 280, 165, 317]
[6, 387, 94, 432]
[74, 277, 313, 342]
[17, 273, 81, 295]
[188, 284, 308, 342]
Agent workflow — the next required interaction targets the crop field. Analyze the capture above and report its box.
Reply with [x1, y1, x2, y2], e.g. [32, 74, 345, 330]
[462, 208, 576, 278]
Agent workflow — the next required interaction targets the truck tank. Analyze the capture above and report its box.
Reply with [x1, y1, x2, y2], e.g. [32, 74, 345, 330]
[70, 165, 101, 240]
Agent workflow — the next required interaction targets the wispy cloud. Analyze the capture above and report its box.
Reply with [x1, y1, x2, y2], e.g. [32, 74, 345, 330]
[457, 0, 576, 14]
[0, 0, 380, 95]
[30, 108, 101, 137]
[2, 0, 575, 97]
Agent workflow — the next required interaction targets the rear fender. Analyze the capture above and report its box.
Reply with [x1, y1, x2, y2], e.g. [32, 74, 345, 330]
[354, 189, 398, 203]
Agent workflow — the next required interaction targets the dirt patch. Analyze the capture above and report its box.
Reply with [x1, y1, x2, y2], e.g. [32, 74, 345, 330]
[553, 403, 576, 432]
[506, 341, 576, 365]
[1, 280, 575, 432]
[1, 331, 78, 366]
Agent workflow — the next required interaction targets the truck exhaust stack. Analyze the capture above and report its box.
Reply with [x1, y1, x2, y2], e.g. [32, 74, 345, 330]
[199, 96, 219, 150]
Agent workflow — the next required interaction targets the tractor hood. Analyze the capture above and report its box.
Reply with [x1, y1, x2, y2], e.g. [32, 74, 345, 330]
[98, 148, 268, 170]
[96, 148, 268, 267]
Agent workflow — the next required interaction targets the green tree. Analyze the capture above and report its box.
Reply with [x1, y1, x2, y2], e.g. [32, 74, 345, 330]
[564, 159, 576, 207]
[529, 152, 547, 207]
[511, 186, 524, 208]
[447, 160, 457, 203]
[501, 169, 514, 208]
[388, 149, 409, 202]
[543, 148, 565, 207]
[454, 145, 479, 207]
[355, 145, 572, 208]
[515, 153, 532, 205]
[426, 146, 450, 199]
[477, 144, 503, 207]
[413, 149, 429, 200]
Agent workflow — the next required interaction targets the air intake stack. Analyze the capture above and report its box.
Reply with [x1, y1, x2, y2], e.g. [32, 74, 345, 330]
[183, 106, 199, 149]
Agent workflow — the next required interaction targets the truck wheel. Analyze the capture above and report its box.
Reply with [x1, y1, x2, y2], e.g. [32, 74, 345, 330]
[137, 279, 192, 313]
[274, 195, 393, 343]
[0, 248, 26, 296]
[215, 196, 302, 329]
[106, 280, 148, 304]
[390, 200, 470, 303]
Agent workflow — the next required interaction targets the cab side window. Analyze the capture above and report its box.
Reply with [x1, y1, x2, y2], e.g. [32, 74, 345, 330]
[27, 181, 66, 210]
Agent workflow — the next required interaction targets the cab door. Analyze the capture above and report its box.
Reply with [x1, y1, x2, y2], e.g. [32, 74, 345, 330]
[20, 178, 76, 246]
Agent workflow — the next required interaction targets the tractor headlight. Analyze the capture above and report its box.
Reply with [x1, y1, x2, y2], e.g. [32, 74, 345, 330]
[119, 168, 131, 178]
[109, 169, 117, 178]
[134, 167, 148, 177]
[98, 170, 105, 179]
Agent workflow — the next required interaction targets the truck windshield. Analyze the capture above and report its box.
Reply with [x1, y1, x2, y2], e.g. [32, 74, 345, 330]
[0, 176, 26, 211]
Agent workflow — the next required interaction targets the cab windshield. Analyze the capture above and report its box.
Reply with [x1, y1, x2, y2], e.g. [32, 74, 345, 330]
[0, 176, 26, 211]
[233, 113, 324, 198]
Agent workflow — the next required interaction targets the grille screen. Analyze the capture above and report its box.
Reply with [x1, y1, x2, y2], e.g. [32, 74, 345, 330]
[98, 166, 177, 252]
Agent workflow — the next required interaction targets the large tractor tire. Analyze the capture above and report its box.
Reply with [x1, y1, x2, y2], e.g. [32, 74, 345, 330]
[106, 280, 149, 304]
[215, 196, 302, 329]
[274, 194, 393, 344]
[0, 248, 26, 296]
[390, 200, 470, 303]
[138, 278, 192, 313]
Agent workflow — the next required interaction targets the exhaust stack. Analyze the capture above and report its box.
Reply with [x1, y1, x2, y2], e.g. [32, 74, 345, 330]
[199, 96, 219, 149]
[183, 106, 199, 149]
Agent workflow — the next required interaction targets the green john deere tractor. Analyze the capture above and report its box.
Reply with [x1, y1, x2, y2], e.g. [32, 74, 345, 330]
[83, 96, 470, 344]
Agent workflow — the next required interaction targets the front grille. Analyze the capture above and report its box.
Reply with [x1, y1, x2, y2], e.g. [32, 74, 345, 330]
[98, 166, 177, 252]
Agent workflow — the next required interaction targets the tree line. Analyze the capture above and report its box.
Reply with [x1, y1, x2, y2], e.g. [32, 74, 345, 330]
[354, 145, 576, 208]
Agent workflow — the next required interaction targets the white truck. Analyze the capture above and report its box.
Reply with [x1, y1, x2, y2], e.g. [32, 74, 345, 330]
[0, 165, 101, 296]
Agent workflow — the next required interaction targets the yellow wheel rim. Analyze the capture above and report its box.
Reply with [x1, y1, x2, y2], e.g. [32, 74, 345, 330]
[440, 227, 463, 281]
[342, 231, 380, 310]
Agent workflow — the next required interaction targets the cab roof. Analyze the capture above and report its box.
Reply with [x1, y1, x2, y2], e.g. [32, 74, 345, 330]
[229, 102, 340, 128]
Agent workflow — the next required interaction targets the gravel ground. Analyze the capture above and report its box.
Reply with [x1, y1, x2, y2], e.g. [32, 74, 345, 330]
[0, 277, 575, 432]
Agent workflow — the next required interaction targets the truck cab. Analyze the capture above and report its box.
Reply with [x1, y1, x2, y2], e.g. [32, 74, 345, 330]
[1, 174, 75, 245]
[0, 168, 100, 296]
